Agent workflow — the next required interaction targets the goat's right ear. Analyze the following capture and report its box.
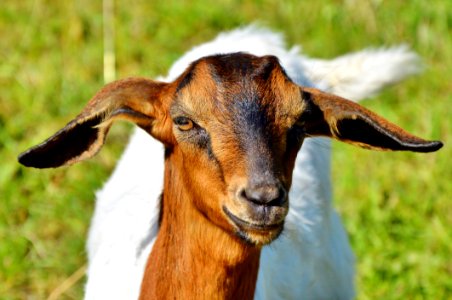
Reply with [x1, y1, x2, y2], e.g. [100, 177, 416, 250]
[18, 78, 173, 169]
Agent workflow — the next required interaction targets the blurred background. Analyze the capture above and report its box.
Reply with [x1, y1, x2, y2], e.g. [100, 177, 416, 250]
[1, 0, 450, 299]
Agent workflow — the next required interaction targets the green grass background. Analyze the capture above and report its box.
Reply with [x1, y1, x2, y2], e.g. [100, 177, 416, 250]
[1, 0, 450, 299]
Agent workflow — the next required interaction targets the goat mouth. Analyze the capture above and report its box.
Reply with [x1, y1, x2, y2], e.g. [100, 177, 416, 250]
[223, 206, 284, 232]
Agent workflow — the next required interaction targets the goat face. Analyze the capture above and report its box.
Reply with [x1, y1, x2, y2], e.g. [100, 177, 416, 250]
[169, 54, 303, 244]
[18, 52, 442, 246]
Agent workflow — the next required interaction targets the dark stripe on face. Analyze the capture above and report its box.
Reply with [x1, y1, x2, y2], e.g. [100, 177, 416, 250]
[183, 127, 225, 183]
[175, 67, 195, 94]
[233, 95, 269, 142]
[300, 89, 312, 103]
[232, 94, 276, 181]
[201, 130, 225, 183]
[193, 128, 214, 158]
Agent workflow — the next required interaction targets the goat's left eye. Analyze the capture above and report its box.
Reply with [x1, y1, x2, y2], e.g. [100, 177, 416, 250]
[174, 116, 194, 131]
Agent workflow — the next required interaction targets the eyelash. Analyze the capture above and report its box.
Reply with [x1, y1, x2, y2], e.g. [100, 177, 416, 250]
[173, 116, 194, 131]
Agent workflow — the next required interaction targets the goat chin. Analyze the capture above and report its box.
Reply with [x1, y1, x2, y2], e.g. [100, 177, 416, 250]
[84, 26, 420, 300]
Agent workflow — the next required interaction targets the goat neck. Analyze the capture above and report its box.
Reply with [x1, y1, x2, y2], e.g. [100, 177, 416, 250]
[139, 148, 261, 299]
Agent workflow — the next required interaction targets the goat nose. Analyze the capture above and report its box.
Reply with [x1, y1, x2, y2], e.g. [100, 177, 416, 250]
[240, 184, 287, 206]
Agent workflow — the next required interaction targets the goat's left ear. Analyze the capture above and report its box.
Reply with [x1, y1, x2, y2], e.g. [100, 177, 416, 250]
[299, 87, 443, 152]
[18, 78, 173, 169]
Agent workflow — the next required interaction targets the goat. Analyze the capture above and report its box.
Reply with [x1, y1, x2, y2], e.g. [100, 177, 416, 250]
[84, 28, 431, 300]
[18, 27, 442, 299]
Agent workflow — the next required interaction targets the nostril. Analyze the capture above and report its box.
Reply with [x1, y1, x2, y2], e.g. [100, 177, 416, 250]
[240, 185, 287, 206]
[267, 187, 287, 206]
[239, 189, 249, 201]
[269, 187, 287, 206]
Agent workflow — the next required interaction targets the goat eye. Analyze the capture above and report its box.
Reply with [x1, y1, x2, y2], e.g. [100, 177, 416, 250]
[174, 116, 194, 131]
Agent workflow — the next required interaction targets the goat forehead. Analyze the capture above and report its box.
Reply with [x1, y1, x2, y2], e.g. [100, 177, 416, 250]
[206, 52, 279, 82]
[173, 53, 304, 128]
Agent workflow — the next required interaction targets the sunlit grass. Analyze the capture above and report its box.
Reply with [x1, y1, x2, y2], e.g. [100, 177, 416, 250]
[1, 0, 450, 298]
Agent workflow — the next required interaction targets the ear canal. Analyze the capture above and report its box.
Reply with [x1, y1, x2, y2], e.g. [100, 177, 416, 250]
[299, 87, 443, 153]
[18, 78, 170, 169]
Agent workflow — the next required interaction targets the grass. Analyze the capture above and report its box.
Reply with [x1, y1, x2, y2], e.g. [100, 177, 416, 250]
[1, 0, 450, 299]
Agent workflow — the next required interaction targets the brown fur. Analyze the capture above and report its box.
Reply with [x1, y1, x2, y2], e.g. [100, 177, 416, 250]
[140, 150, 261, 299]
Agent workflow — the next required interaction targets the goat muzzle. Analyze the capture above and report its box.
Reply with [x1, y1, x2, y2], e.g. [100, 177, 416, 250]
[223, 181, 289, 245]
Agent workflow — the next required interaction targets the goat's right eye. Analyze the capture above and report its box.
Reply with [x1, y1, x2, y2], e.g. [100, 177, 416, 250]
[174, 116, 194, 131]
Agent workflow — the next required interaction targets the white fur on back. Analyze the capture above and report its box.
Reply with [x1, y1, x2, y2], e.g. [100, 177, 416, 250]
[302, 46, 420, 101]
[84, 26, 420, 300]
[85, 130, 163, 300]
